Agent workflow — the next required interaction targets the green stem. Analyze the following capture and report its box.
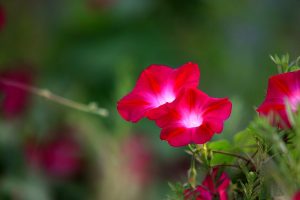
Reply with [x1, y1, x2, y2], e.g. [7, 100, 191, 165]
[211, 164, 241, 169]
[212, 150, 249, 162]
[212, 150, 257, 171]
[188, 146, 197, 188]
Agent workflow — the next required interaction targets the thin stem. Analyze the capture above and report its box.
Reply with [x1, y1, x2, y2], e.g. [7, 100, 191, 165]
[0, 78, 109, 117]
[244, 150, 258, 170]
[188, 144, 195, 152]
[212, 150, 249, 162]
[211, 164, 241, 169]
[188, 150, 197, 188]
[212, 150, 257, 171]
[250, 149, 258, 160]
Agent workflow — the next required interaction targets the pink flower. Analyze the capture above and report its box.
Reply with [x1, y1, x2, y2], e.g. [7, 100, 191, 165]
[257, 70, 300, 128]
[42, 135, 82, 178]
[149, 88, 232, 147]
[184, 186, 212, 200]
[0, 68, 33, 119]
[122, 134, 154, 186]
[25, 128, 82, 178]
[117, 62, 200, 123]
[201, 168, 230, 200]
[185, 168, 230, 200]
[0, 5, 5, 31]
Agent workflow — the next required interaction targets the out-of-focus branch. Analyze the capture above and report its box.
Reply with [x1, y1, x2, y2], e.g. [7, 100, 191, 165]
[0, 78, 109, 117]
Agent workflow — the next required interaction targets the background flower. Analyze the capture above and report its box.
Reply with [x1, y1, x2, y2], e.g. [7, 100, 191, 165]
[25, 127, 83, 178]
[0, 66, 34, 119]
[0, 5, 5, 31]
[257, 70, 300, 128]
[184, 168, 230, 200]
[294, 191, 300, 200]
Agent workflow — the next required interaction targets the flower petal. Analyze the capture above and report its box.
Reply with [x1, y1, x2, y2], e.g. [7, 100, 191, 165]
[257, 102, 290, 128]
[148, 88, 208, 127]
[202, 169, 215, 192]
[135, 65, 173, 95]
[266, 71, 300, 99]
[204, 118, 224, 133]
[257, 70, 300, 128]
[117, 63, 200, 122]
[196, 186, 213, 200]
[152, 88, 232, 146]
[192, 124, 215, 144]
[219, 189, 228, 200]
[160, 126, 193, 147]
[184, 167, 230, 200]
[184, 186, 213, 200]
[173, 62, 200, 93]
[147, 103, 182, 127]
[177, 88, 209, 112]
[117, 93, 152, 123]
[217, 173, 230, 193]
[202, 98, 232, 120]
[201, 168, 230, 200]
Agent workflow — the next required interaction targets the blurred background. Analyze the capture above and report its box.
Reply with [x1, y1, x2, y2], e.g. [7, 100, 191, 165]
[0, 0, 299, 199]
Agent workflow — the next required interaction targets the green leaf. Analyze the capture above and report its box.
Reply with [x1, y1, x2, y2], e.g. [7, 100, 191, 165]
[208, 140, 235, 165]
[289, 65, 300, 72]
[234, 128, 256, 153]
[165, 182, 185, 200]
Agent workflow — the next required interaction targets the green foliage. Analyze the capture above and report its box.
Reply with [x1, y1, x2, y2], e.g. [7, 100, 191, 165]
[165, 182, 185, 200]
[270, 54, 300, 73]
[240, 169, 261, 200]
[208, 140, 235, 166]
[251, 111, 300, 196]
[234, 128, 257, 153]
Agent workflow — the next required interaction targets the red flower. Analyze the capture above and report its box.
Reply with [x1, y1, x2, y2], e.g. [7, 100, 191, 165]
[0, 68, 33, 119]
[117, 62, 200, 123]
[294, 191, 300, 200]
[42, 135, 82, 178]
[185, 168, 230, 200]
[0, 5, 5, 31]
[149, 88, 232, 147]
[184, 186, 212, 200]
[257, 70, 300, 128]
[25, 128, 82, 178]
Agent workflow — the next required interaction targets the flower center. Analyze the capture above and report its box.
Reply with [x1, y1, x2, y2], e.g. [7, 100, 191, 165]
[154, 90, 176, 107]
[289, 91, 300, 111]
[181, 112, 203, 128]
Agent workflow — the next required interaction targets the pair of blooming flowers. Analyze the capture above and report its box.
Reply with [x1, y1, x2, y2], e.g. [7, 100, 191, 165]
[117, 62, 232, 147]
